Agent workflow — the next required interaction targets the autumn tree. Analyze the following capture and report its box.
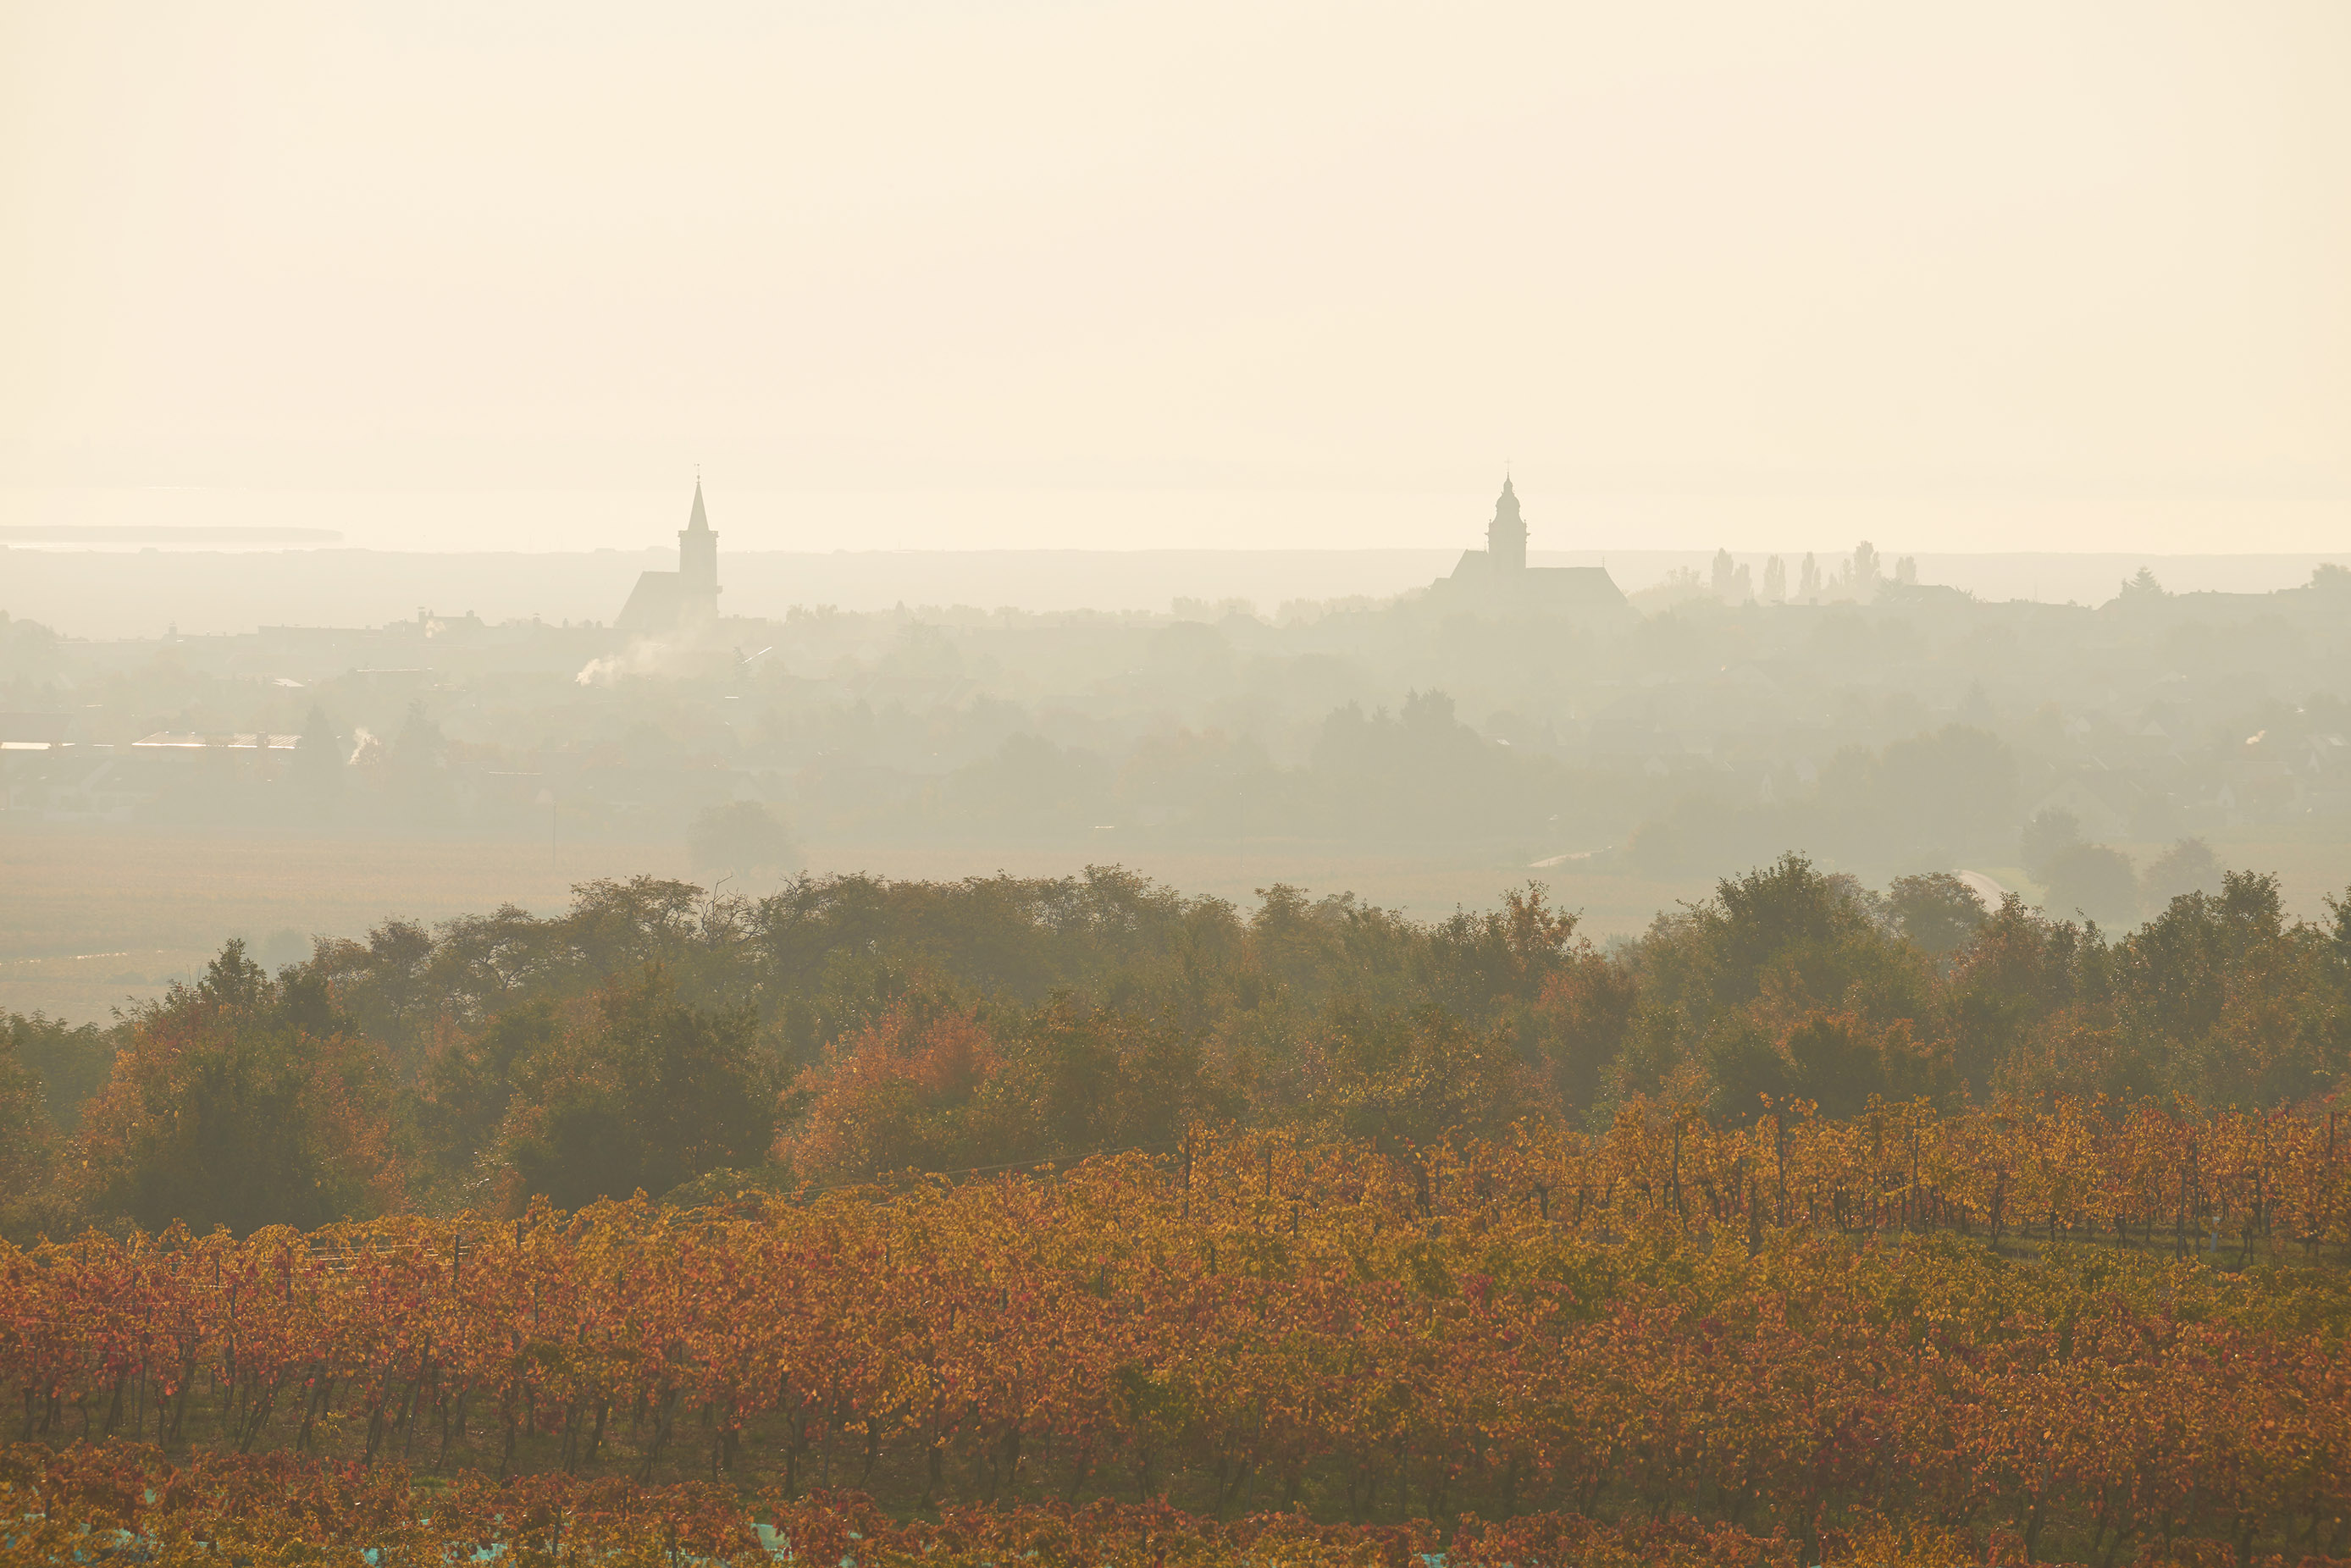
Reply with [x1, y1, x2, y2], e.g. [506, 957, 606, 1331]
[780, 999, 1009, 1180]
[75, 939, 404, 1234]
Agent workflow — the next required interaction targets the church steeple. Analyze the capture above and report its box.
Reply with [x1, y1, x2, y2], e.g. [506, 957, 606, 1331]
[1486, 473, 1527, 571]
[677, 475, 719, 617]
[617, 476, 723, 631]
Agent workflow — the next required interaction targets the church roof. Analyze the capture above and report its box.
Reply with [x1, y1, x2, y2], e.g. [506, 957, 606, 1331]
[617, 570, 684, 632]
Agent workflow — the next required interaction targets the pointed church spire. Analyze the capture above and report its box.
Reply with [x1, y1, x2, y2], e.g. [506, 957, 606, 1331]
[686, 476, 710, 533]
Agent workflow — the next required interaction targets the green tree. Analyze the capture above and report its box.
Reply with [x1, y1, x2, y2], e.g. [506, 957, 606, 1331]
[1783, 1012, 1888, 1118]
[1939, 894, 2089, 1094]
[494, 967, 778, 1212]
[0, 1030, 55, 1217]
[411, 1000, 561, 1201]
[1620, 853, 1931, 1102]
[2113, 871, 2333, 1104]
[1702, 1018, 1793, 1124]
[1885, 871, 1988, 958]
[3, 1013, 117, 1135]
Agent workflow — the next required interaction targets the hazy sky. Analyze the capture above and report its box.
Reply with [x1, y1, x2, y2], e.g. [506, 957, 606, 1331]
[4, 2, 2347, 553]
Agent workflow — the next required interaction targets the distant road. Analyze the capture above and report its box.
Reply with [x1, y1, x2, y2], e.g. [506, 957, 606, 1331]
[0, 526, 343, 544]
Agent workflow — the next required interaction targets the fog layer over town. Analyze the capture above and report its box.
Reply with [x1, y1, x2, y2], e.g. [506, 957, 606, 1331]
[8, 478, 2351, 1022]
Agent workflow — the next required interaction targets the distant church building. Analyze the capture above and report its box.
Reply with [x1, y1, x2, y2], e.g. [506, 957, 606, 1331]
[617, 479, 722, 632]
[1433, 475, 1631, 620]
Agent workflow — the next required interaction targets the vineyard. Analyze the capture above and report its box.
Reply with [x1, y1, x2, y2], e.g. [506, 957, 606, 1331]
[6, 1100, 2350, 1564]
[0, 1443, 1878, 1567]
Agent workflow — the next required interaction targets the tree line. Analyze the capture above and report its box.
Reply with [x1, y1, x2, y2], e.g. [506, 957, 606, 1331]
[4, 854, 2349, 1239]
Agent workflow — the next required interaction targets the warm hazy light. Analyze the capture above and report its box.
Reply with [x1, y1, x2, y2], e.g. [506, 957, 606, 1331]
[3, 1, 2346, 551]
